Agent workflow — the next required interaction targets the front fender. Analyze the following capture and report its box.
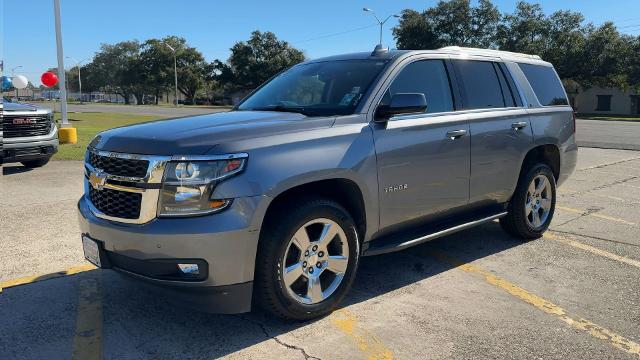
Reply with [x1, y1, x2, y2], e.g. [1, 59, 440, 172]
[211, 121, 380, 240]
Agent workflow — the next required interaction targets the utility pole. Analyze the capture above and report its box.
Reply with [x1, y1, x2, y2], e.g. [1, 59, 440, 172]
[164, 42, 179, 107]
[53, 0, 68, 125]
[53, 0, 77, 144]
[67, 56, 88, 102]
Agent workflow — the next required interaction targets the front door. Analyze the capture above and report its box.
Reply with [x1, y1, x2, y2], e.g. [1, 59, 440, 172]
[372, 59, 470, 229]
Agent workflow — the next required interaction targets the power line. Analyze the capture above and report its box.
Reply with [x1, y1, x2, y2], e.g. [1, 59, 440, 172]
[294, 23, 379, 44]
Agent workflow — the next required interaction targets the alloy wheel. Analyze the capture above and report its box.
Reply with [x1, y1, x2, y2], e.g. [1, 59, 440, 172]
[281, 218, 349, 305]
[525, 174, 553, 229]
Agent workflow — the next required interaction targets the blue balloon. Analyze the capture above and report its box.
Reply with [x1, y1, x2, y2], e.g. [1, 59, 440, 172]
[1, 76, 12, 91]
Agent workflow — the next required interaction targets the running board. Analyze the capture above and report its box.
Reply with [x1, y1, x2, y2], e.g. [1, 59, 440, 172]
[363, 212, 508, 257]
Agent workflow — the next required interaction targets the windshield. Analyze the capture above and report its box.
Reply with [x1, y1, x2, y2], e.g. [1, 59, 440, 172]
[237, 59, 389, 117]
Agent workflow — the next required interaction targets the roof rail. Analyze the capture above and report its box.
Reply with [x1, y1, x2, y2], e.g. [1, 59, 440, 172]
[439, 46, 542, 60]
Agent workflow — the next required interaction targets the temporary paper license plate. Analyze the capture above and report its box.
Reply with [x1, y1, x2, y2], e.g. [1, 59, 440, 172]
[82, 235, 101, 267]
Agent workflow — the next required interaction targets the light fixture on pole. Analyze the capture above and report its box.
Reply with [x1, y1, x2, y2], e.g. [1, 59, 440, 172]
[11, 65, 23, 98]
[362, 8, 400, 46]
[66, 56, 88, 103]
[164, 42, 179, 107]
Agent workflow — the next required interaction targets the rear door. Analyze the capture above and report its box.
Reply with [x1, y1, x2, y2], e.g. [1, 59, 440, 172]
[371, 58, 470, 229]
[450, 59, 533, 205]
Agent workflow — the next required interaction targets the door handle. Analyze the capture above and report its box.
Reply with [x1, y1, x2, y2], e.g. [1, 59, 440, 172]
[511, 121, 528, 130]
[446, 129, 467, 140]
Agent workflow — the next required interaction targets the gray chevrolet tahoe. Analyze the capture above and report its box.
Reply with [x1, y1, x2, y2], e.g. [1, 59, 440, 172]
[77, 46, 577, 320]
[1, 99, 58, 167]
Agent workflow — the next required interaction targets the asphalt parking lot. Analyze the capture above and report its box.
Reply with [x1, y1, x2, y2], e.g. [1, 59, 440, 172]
[1, 147, 640, 359]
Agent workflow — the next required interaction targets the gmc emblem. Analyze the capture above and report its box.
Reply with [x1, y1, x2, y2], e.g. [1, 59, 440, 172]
[12, 118, 37, 125]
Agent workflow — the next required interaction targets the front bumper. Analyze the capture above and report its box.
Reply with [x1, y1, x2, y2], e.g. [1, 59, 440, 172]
[77, 194, 267, 313]
[3, 127, 59, 163]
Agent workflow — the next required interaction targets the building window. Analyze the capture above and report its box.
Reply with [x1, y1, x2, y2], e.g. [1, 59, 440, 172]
[596, 95, 612, 111]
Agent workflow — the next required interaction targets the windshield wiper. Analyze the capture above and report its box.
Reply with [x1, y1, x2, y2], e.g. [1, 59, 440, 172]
[250, 104, 309, 116]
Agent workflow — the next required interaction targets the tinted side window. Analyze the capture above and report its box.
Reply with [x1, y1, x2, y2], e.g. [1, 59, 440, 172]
[494, 63, 516, 107]
[452, 60, 505, 109]
[518, 63, 568, 106]
[381, 60, 454, 114]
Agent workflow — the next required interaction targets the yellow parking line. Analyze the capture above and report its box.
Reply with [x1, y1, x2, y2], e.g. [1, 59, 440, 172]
[72, 278, 103, 360]
[556, 206, 636, 226]
[0, 264, 96, 293]
[330, 309, 394, 360]
[546, 232, 640, 269]
[429, 251, 640, 357]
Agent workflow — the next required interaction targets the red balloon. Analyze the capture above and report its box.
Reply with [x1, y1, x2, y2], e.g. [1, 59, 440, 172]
[41, 71, 59, 87]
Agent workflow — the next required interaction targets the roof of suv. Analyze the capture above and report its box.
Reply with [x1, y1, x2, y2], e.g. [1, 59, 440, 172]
[308, 46, 550, 66]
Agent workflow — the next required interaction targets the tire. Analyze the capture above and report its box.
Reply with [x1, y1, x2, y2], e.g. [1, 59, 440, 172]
[500, 163, 556, 240]
[21, 157, 51, 168]
[254, 198, 360, 320]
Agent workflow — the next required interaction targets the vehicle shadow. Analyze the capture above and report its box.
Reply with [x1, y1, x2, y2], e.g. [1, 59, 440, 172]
[1, 164, 33, 176]
[0, 222, 521, 359]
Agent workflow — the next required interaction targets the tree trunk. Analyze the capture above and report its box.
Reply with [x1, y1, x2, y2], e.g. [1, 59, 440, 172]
[133, 92, 144, 105]
[155, 89, 160, 105]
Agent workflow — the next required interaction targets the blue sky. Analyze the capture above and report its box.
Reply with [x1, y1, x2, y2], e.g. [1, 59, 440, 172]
[3, 0, 640, 85]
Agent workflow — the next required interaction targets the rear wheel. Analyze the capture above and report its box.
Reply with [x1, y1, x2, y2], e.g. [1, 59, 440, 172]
[500, 163, 556, 239]
[21, 157, 51, 168]
[254, 198, 360, 320]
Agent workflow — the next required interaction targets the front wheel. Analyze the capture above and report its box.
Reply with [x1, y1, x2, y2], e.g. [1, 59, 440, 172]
[254, 198, 360, 320]
[500, 163, 556, 240]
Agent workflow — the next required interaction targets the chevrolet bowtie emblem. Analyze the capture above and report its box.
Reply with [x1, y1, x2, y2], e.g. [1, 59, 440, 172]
[89, 169, 107, 191]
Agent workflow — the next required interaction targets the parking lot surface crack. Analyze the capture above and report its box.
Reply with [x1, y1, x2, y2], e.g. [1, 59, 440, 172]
[578, 157, 640, 171]
[236, 315, 321, 360]
[562, 175, 639, 199]
[550, 230, 640, 248]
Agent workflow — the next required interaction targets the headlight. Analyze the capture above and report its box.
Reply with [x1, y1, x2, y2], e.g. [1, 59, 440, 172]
[158, 156, 246, 217]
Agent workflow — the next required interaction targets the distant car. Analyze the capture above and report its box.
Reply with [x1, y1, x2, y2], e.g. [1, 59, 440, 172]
[2, 100, 58, 167]
[78, 46, 577, 320]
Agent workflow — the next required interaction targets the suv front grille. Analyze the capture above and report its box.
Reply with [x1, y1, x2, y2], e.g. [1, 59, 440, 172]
[88, 152, 149, 178]
[88, 187, 142, 219]
[2, 115, 52, 138]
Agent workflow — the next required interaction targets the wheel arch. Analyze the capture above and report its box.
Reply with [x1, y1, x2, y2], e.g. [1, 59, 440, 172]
[260, 178, 368, 244]
[519, 144, 560, 182]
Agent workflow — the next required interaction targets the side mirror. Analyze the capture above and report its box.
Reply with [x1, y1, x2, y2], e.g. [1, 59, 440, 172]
[376, 93, 427, 120]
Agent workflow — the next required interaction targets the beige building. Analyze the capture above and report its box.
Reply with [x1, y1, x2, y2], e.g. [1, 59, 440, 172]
[569, 85, 640, 115]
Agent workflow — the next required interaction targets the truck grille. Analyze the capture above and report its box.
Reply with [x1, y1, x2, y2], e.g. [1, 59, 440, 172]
[2, 115, 52, 138]
[88, 152, 149, 178]
[89, 187, 142, 219]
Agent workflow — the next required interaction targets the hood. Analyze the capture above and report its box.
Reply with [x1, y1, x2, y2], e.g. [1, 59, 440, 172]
[2, 100, 40, 112]
[91, 110, 335, 155]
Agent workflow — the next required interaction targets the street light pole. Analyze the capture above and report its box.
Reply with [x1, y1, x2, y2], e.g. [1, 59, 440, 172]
[11, 65, 23, 99]
[362, 8, 399, 46]
[164, 42, 179, 107]
[67, 57, 88, 103]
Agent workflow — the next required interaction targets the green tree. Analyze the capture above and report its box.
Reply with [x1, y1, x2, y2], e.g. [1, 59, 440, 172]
[140, 36, 208, 104]
[495, 2, 548, 55]
[86, 41, 143, 104]
[393, 0, 500, 49]
[576, 23, 633, 88]
[215, 31, 305, 92]
[393, 9, 439, 49]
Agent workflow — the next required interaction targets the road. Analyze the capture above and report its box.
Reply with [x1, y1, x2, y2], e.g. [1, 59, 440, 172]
[576, 119, 640, 150]
[1, 148, 639, 359]
[35, 102, 228, 117]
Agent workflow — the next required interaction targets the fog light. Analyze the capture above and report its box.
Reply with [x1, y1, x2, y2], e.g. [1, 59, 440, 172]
[177, 263, 199, 275]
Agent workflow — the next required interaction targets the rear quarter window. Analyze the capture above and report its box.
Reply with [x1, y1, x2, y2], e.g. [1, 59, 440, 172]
[518, 63, 568, 106]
